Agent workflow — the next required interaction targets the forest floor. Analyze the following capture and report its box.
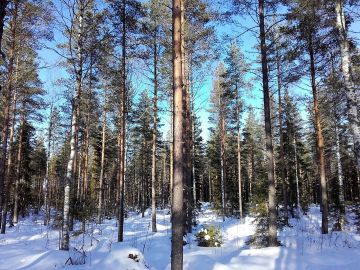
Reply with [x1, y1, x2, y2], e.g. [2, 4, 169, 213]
[0, 204, 360, 270]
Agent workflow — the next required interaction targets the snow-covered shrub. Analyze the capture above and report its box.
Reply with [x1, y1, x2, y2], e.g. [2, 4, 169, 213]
[195, 225, 222, 247]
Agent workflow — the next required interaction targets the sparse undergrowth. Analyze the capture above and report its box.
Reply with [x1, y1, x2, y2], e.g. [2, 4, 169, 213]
[195, 225, 222, 247]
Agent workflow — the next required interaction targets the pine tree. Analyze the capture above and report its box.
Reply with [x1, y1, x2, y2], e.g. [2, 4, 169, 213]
[171, 0, 184, 268]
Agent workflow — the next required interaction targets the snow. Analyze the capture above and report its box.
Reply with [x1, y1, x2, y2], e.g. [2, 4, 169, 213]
[0, 204, 359, 270]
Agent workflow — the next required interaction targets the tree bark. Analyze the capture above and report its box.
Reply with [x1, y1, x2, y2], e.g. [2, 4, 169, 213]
[0, 0, 8, 57]
[236, 86, 243, 221]
[151, 27, 158, 233]
[276, 49, 288, 224]
[219, 83, 227, 221]
[335, 124, 345, 228]
[1, 68, 18, 233]
[258, 0, 278, 246]
[44, 103, 53, 226]
[335, 0, 360, 175]
[171, 0, 184, 268]
[117, 0, 126, 242]
[0, 1, 17, 229]
[308, 35, 328, 234]
[97, 99, 107, 224]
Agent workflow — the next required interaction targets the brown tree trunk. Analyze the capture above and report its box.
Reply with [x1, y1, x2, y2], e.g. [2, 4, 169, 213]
[258, 0, 278, 246]
[117, 0, 126, 242]
[308, 35, 328, 234]
[169, 94, 174, 207]
[171, 0, 184, 268]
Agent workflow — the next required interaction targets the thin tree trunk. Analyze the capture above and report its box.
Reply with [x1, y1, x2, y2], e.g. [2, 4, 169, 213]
[208, 164, 212, 203]
[258, 0, 277, 246]
[61, 87, 80, 250]
[308, 34, 328, 234]
[117, 0, 126, 242]
[151, 28, 158, 233]
[219, 85, 227, 221]
[276, 50, 288, 224]
[335, 0, 360, 175]
[1, 70, 18, 233]
[97, 101, 106, 224]
[44, 104, 53, 226]
[13, 111, 24, 224]
[170, 94, 174, 207]
[171, 0, 184, 268]
[236, 87, 243, 221]
[294, 137, 300, 212]
[335, 124, 345, 228]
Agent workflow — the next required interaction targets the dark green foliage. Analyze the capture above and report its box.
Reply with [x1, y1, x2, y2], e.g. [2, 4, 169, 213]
[195, 225, 222, 247]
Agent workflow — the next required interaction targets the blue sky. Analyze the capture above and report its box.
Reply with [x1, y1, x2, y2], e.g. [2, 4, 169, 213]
[36, 1, 360, 142]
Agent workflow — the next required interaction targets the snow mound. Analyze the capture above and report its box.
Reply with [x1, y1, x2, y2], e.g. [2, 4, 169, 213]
[91, 245, 148, 270]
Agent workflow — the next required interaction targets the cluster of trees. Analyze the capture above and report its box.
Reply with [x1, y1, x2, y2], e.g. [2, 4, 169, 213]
[0, 0, 359, 269]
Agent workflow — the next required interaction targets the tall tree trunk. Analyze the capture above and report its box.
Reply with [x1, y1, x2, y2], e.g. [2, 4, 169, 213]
[171, 0, 184, 268]
[61, 84, 80, 250]
[151, 29, 158, 233]
[12, 110, 24, 224]
[258, 0, 277, 246]
[236, 86, 243, 221]
[335, 0, 360, 175]
[117, 0, 126, 242]
[97, 101, 106, 224]
[219, 84, 227, 221]
[0, 2, 17, 228]
[44, 103, 53, 226]
[335, 124, 345, 228]
[276, 50, 288, 224]
[1, 72, 17, 233]
[61, 0, 85, 248]
[169, 94, 174, 207]
[294, 137, 300, 212]
[308, 35, 328, 234]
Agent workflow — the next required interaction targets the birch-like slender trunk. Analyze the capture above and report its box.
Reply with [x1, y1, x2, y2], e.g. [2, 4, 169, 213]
[335, 0, 360, 175]
[61, 82, 80, 250]
[44, 104, 53, 226]
[335, 124, 345, 228]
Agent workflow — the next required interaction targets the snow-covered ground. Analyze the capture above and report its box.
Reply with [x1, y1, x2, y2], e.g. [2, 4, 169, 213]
[0, 204, 359, 270]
